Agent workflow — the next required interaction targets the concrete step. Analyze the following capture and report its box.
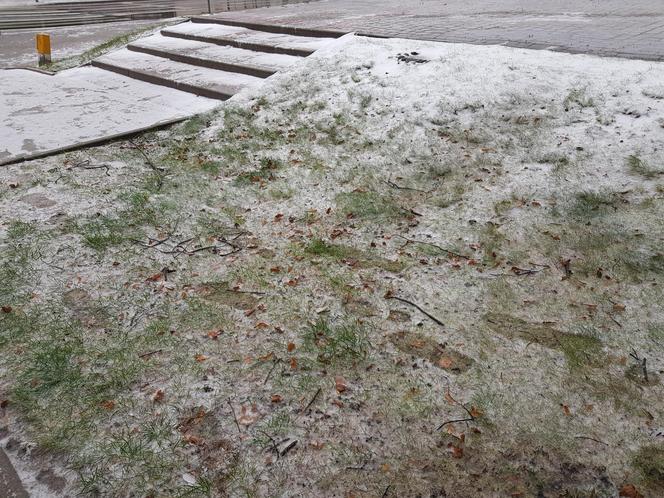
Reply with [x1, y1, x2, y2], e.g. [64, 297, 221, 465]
[127, 33, 300, 78]
[92, 48, 263, 100]
[161, 21, 333, 57]
[190, 15, 346, 39]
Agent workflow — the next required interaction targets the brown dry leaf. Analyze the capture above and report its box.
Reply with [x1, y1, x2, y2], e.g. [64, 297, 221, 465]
[380, 463, 391, 473]
[152, 389, 165, 403]
[145, 272, 163, 282]
[207, 330, 221, 340]
[335, 376, 347, 393]
[271, 394, 282, 403]
[469, 406, 483, 418]
[290, 357, 298, 370]
[101, 400, 115, 410]
[438, 356, 454, 369]
[409, 339, 426, 349]
[270, 266, 281, 273]
[259, 352, 274, 362]
[238, 405, 260, 426]
[449, 444, 464, 458]
[255, 322, 270, 330]
[561, 404, 571, 416]
[184, 434, 204, 446]
[194, 354, 208, 363]
[1, 306, 12, 313]
[613, 303, 626, 312]
[619, 484, 643, 498]
[444, 390, 456, 405]
[287, 342, 296, 352]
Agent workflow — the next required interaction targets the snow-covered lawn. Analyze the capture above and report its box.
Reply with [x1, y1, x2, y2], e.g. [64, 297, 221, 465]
[1, 35, 663, 497]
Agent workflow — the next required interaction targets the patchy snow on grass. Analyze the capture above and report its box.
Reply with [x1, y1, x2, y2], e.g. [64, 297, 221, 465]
[1, 35, 663, 497]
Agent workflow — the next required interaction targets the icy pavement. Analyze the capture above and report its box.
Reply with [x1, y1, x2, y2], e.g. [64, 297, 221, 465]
[0, 67, 218, 164]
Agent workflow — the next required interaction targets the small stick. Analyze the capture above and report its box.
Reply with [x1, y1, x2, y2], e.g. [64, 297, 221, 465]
[138, 349, 162, 359]
[574, 435, 608, 446]
[301, 387, 322, 413]
[436, 417, 474, 431]
[385, 294, 445, 328]
[382, 485, 391, 498]
[128, 139, 164, 172]
[397, 235, 471, 260]
[227, 397, 242, 433]
[258, 429, 279, 458]
[263, 358, 282, 385]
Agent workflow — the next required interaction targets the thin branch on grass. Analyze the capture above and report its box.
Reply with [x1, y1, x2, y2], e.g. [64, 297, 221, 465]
[385, 292, 445, 328]
[574, 435, 608, 446]
[128, 139, 164, 172]
[70, 159, 111, 176]
[300, 387, 322, 414]
[138, 349, 162, 359]
[630, 349, 649, 383]
[258, 430, 280, 458]
[263, 358, 282, 385]
[397, 235, 471, 260]
[227, 397, 242, 433]
[382, 176, 432, 193]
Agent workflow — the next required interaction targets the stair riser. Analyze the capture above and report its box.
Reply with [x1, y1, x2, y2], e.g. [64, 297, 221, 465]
[160, 29, 313, 57]
[189, 16, 346, 39]
[91, 59, 231, 100]
[126, 44, 275, 79]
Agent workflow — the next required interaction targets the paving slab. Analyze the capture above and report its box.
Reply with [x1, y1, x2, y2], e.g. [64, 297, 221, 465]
[203, 0, 664, 60]
[0, 66, 218, 164]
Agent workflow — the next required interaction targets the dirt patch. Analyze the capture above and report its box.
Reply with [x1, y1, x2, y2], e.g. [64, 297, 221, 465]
[196, 282, 259, 310]
[389, 331, 473, 373]
[485, 312, 605, 369]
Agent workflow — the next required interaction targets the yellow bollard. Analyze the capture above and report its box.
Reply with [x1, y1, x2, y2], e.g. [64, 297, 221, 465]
[36, 33, 51, 66]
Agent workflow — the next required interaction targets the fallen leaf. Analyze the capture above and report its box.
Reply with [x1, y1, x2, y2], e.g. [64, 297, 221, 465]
[561, 404, 571, 416]
[290, 357, 298, 370]
[1, 306, 12, 313]
[255, 322, 270, 330]
[145, 272, 163, 282]
[449, 444, 464, 458]
[207, 330, 221, 340]
[438, 356, 454, 369]
[259, 352, 274, 361]
[619, 484, 643, 498]
[194, 354, 208, 363]
[152, 389, 164, 403]
[101, 400, 115, 410]
[271, 394, 282, 403]
[380, 463, 391, 473]
[613, 303, 626, 312]
[469, 406, 483, 418]
[335, 376, 347, 393]
[287, 342, 296, 352]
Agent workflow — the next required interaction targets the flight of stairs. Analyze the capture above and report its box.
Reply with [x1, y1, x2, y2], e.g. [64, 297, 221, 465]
[90, 17, 344, 100]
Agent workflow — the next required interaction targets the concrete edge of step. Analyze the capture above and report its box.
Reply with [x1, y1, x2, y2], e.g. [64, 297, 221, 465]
[189, 16, 348, 39]
[0, 116, 188, 167]
[126, 42, 275, 79]
[90, 58, 232, 100]
[160, 28, 314, 57]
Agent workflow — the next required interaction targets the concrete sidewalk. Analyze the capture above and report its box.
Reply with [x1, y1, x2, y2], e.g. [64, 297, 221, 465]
[0, 449, 28, 498]
[205, 0, 664, 61]
[0, 66, 218, 164]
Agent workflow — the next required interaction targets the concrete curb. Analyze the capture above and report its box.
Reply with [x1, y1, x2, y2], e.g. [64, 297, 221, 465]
[0, 449, 28, 498]
[160, 28, 314, 57]
[126, 43, 276, 78]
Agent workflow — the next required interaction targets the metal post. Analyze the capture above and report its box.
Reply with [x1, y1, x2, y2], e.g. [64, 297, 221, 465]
[207, 0, 213, 14]
[36, 33, 51, 66]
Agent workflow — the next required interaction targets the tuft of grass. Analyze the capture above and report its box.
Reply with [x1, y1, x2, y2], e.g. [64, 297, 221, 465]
[627, 155, 664, 179]
[570, 190, 621, 218]
[302, 318, 370, 365]
[336, 190, 405, 220]
[564, 88, 595, 109]
[234, 157, 282, 186]
[633, 445, 664, 489]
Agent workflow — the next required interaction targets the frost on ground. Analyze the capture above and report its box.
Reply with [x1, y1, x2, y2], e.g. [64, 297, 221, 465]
[1, 35, 663, 497]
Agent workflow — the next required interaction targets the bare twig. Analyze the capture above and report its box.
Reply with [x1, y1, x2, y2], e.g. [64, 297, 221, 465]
[301, 387, 322, 414]
[258, 430, 280, 458]
[138, 349, 162, 359]
[263, 358, 282, 385]
[227, 398, 242, 433]
[397, 235, 471, 260]
[436, 416, 474, 431]
[382, 176, 431, 193]
[382, 485, 391, 498]
[574, 435, 608, 446]
[128, 139, 164, 172]
[70, 159, 111, 176]
[385, 293, 445, 328]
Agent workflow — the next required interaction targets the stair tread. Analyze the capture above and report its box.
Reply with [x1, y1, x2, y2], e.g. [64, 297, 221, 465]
[95, 48, 264, 96]
[162, 22, 332, 53]
[129, 33, 300, 73]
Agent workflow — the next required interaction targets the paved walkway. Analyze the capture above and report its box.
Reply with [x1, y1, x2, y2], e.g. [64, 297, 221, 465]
[207, 0, 664, 61]
[0, 449, 28, 498]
